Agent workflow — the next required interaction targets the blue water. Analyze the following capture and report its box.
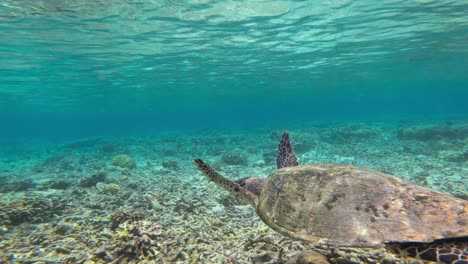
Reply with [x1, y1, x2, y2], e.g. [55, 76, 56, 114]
[0, 2, 467, 263]
[1, 1, 467, 140]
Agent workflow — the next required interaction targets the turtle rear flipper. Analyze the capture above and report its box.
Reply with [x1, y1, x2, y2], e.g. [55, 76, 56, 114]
[388, 237, 468, 264]
[193, 159, 258, 206]
[277, 131, 299, 169]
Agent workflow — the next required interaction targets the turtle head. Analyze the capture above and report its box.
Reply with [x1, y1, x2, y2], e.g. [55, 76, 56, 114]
[193, 158, 258, 206]
[235, 177, 265, 197]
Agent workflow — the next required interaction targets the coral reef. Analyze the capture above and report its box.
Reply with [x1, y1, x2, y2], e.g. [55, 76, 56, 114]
[0, 119, 466, 264]
[93, 221, 162, 262]
[111, 154, 136, 169]
[0, 195, 66, 225]
[96, 182, 121, 195]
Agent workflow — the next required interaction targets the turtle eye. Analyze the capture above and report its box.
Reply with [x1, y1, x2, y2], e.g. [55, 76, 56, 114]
[235, 178, 248, 187]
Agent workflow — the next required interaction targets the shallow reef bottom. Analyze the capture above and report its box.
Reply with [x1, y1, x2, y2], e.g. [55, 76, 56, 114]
[0, 120, 467, 263]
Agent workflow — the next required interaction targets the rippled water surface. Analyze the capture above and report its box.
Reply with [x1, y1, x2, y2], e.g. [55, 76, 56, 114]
[0, 0, 467, 137]
[0, 2, 467, 263]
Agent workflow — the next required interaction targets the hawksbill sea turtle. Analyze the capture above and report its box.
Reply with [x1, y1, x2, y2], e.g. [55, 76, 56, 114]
[193, 131, 467, 264]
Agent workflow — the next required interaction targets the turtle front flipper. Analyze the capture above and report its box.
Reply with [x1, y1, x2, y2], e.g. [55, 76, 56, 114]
[193, 159, 258, 206]
[277, 131, 299, 169]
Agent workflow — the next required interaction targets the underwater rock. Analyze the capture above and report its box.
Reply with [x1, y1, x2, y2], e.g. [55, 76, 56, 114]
[287, 250, 330, 264]
[79, 171, 107, 187]
[221, 152, 248, 165]
[111, 154, 136, 169]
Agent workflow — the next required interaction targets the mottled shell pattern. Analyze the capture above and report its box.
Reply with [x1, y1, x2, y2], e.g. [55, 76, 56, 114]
[257, 163, 467, 247]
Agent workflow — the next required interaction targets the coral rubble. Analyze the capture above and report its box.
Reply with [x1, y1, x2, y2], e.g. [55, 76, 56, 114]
[0, 119, 466, 263]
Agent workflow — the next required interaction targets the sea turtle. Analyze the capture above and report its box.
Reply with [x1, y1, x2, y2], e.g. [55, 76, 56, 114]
[193, 131, 467, 264]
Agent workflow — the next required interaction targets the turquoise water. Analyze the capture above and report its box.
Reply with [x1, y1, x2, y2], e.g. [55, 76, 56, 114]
[1, 0, 467, 139]
[0, 1, 467, 263]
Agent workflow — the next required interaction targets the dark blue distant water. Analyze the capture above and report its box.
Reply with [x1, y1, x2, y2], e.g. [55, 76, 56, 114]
[0, 1, 467, 139]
